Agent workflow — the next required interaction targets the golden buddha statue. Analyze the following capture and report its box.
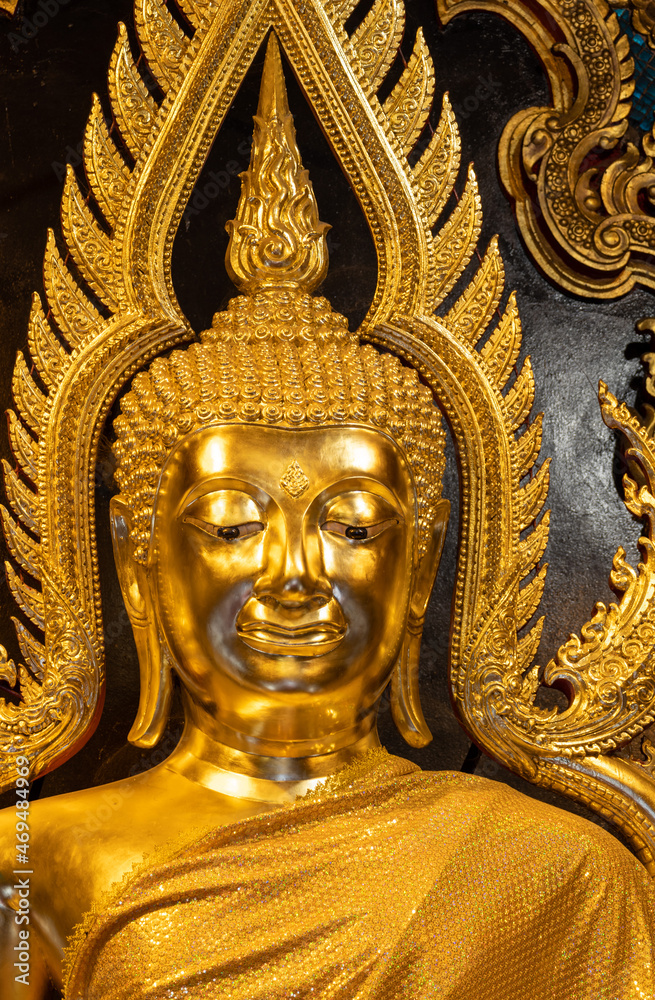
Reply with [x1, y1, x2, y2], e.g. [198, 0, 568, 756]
[0, 31, 653, 999]
[2, 2, 655, 997]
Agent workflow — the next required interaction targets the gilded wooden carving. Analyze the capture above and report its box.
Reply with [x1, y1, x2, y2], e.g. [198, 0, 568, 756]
[437, 0, 655, 298]
[2, 0, 655, 884]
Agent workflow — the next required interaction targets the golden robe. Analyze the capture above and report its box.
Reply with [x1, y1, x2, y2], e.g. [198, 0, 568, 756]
[63, 753, 654, 999]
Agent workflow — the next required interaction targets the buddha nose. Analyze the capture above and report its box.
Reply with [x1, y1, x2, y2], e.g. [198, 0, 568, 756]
[260, 527, 331, 610]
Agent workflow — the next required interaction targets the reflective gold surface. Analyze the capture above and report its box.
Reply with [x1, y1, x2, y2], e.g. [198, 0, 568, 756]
[0, 0, 471, 785]
[225, 35, 329, 296]
[114, 422, 446, 758]
[437, 0, 655, 298]
[1, 0, 655, 995]
[64, 753, 655, 999]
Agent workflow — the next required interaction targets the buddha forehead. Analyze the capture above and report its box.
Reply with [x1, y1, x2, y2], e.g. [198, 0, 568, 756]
[154, 423, 415, 516]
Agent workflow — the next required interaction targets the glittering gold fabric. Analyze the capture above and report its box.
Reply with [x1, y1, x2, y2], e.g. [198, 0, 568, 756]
[63, 754, 655, 999]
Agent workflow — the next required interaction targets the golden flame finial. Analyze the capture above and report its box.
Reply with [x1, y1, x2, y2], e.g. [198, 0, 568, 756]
[225, 34, 330, 294]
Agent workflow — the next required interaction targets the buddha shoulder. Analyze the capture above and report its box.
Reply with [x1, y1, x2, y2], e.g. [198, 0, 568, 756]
[0, 772, 163, 907]
[0, 763, 281, 900]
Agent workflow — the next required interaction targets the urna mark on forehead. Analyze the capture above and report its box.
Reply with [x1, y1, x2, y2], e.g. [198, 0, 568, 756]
[151, 422, 417, 516]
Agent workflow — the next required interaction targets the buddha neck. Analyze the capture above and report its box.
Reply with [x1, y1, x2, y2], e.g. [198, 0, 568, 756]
[162, 722, 383, 804]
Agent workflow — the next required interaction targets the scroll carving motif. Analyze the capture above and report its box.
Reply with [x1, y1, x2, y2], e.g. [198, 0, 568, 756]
[437, 0, 655, 298]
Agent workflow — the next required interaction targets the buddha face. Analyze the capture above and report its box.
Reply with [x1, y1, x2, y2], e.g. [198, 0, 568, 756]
[112, 422, 449, 755]
[151, 423, 416, 750]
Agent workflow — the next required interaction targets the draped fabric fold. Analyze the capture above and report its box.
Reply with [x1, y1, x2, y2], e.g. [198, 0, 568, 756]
[64, 753, 655, 999]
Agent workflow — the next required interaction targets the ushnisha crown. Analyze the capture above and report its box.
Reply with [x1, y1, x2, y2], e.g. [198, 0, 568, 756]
[112, 36, 446, 563]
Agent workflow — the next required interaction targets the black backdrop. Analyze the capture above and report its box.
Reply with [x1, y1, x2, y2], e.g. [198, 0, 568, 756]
[0, 0, 653, 839]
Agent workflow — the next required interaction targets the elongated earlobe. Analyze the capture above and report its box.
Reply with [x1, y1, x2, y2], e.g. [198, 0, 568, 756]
[110, 496, 171, 748]
[391, 498, 450, 748]
[391, 622, 432, 747]
[127, 627, 172, 748]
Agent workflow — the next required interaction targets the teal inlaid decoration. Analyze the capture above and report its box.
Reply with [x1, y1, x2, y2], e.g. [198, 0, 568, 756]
[616, 8, 655, 135]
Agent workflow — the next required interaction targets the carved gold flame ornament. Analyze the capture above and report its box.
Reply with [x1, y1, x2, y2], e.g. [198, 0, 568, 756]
[226, 45, 329, 294]
[1, 0, 655, 881]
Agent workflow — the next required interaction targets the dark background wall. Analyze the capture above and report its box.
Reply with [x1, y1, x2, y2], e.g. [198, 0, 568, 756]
[0, 0, 653, 839]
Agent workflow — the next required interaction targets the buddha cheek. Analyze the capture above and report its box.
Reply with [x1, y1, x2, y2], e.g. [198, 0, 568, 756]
[324, 533, 410, 683]
[204, 579, 256, 676]
[159, 536, 266, 683]
[199, 560, 265, 667]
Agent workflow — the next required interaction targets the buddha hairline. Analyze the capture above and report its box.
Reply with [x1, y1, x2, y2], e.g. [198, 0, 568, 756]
[112, 289, 447, 563]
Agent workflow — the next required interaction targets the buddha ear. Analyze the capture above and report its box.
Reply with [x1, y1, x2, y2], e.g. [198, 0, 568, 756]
[110, 496, 172, 748]
[391, 498, 450, 748]
[410, 498, 451, 619]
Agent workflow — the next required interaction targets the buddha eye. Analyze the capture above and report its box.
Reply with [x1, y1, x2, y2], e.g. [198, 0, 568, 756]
[183, 516, 265, 540]
[182, 489, 265, 541]
[321, 518, 399, 540]
[321, 491, 402, 541]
